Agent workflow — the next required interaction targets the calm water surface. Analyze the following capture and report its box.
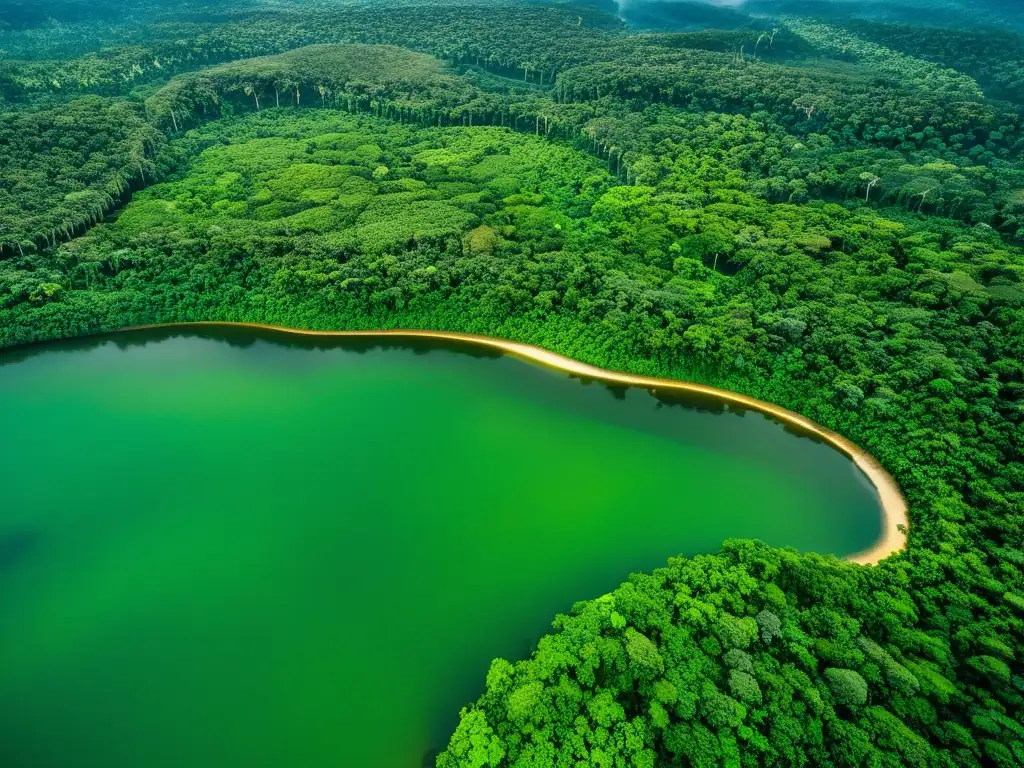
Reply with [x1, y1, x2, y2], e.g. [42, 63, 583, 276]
[0, 328, 882, 767]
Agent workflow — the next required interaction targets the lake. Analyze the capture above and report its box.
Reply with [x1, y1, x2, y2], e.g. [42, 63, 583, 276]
[0, 327, 883, 767]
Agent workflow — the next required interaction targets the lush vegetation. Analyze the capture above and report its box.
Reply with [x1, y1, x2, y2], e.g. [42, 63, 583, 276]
[1, 2, 1022, 766]
[0, 96, 164, 255]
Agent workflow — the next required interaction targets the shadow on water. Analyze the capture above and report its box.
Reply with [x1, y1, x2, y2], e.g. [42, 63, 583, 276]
[1, 326, 505, 367]
[2, 326, 843, 471]
[558, 371, 838, 472]
[0, 529, 39, 575]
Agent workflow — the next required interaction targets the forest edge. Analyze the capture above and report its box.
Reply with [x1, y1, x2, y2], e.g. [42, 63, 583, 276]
[121, 320, 910, 565]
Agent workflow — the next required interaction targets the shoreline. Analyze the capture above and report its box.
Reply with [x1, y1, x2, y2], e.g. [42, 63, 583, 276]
[122, 321, 908, 565]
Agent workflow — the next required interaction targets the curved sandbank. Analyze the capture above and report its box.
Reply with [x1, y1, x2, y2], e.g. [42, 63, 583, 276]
[125, 321, 909, 565]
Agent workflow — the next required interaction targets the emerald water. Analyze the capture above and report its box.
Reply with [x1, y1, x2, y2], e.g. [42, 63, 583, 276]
[0, 328, 883, 767]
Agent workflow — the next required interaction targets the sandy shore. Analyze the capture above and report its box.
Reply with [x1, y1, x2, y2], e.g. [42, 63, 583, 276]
[130, 322, 909, 565]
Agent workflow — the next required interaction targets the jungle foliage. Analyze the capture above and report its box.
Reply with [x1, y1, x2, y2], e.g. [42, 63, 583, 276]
[1, 2, 1022, 766]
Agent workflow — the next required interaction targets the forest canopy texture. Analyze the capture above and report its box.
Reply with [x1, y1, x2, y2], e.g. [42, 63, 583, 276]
[1, 0, 1022, 766]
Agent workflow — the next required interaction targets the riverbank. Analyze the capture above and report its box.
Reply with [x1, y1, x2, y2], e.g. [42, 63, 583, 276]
[125, 321, 909, 565]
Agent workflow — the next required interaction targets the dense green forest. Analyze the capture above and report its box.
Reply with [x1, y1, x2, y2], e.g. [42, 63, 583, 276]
[1, 1, 1022, 766]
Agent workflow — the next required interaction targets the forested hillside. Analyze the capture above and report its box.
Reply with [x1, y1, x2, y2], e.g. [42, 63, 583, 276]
[1, 2, 1022, 766]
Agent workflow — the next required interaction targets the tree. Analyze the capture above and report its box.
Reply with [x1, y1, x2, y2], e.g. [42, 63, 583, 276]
[824, 668, 869, 707]
[436, 710, 506, 768]
[728, 670, 762, 705]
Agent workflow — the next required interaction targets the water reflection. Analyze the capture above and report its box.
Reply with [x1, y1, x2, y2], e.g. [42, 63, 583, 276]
[1, 325, 866, 493]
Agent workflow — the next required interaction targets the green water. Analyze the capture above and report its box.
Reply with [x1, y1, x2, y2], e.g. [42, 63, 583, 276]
[0, 328, 882, 767]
